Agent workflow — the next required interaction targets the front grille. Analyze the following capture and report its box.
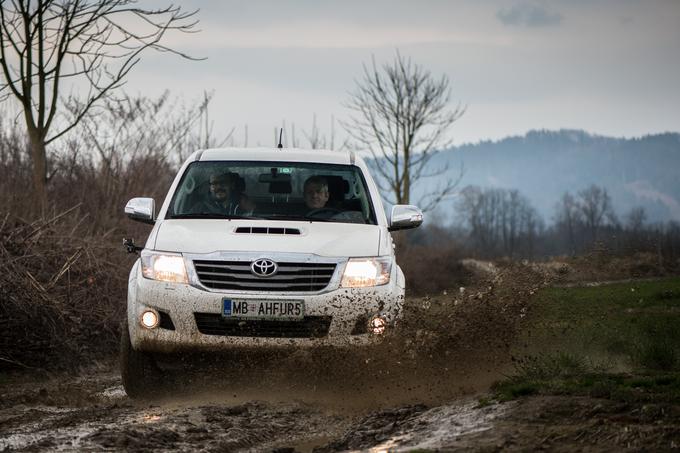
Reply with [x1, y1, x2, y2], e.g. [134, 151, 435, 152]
[193, 260, 336, 292]
[194, 313, 331, 338]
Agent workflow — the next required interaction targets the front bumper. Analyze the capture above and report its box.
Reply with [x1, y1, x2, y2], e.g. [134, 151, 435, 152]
[127, 261, 404, 353]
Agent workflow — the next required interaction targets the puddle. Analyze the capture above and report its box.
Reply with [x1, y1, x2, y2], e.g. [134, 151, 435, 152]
[371, 399, 512, 451]
[97, 385, 126, 400]
[0, 406, 82, 451]
[316, 398, 513, 452]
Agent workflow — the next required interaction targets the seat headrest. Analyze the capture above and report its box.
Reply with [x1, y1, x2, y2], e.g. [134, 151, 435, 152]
[228, 173, 245, 192]
[319, 175, 349, 201]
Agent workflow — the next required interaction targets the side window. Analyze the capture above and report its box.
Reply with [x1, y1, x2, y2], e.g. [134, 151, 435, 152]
[353, 175, 371, 219]
[172, 171, 199, 214]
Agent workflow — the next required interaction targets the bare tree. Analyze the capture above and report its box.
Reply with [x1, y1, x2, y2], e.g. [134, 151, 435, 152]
[344, 51, 464, 211]
[578, 185, 613, 241]
[500, 190, 521, 256]
[0, 0, 199, 207]
[554, 192, 582, 253]
[52, 90, 217, 230]
[457, 186, 497, 254]
[520, 202, 542, 258]
[626, 206, 647, 232]
[73, 90, 221, 171]
[456, 185, 541, 258]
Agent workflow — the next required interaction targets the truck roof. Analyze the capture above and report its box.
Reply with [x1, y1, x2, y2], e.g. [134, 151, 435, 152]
[196, 147, 356, 165]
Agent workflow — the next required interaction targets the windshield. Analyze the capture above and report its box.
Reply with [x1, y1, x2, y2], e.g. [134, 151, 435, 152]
[166, 161, 377, 225]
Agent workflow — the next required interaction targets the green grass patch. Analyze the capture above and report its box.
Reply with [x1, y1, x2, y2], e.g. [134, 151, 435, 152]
[495, 277, 680, 402]
[522, 277, 680, 371]
[494, 368, 680, 404]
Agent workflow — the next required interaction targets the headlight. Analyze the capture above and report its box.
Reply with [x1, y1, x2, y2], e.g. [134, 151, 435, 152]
[140, 250, 188, 283]
[341, 257, 392, 287]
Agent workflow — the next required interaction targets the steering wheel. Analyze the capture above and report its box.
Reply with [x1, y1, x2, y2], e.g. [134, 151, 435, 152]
[305, 207, 342, 218]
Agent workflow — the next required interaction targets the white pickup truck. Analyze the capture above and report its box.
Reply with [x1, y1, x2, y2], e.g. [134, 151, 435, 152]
[121, 147, 423, 397]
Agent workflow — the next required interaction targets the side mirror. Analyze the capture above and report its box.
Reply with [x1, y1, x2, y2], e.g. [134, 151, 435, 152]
[388, 205, 423, 231]
[125, 197, 156, 224]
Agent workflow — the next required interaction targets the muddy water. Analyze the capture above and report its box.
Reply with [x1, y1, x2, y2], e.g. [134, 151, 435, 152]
[0, 374, 343, 451]
[0, 373, 511, 452]
[0, 358, 511, 451]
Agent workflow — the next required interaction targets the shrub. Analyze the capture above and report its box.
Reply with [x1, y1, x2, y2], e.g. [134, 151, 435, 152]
[631, 319, 680, 371]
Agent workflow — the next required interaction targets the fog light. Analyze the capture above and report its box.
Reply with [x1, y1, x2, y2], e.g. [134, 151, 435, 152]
[141, 310, 159, 329]
[369, 315, 387, 335]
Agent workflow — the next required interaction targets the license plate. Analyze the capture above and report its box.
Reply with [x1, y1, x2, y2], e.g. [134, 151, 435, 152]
[222, 299, 305, 320]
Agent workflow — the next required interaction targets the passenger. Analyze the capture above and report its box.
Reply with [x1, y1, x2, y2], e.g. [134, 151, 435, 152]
[303, 176, 330, 211]
[191, 172, 254, 215]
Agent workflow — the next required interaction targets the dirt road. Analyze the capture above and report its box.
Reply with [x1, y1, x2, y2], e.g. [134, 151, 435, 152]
[4, 270, 679, 451]
[0, 359, 515, 452]
[0, 271, 530, 452]
[3, 362, 679, 452]
[1, 264, 526, 452]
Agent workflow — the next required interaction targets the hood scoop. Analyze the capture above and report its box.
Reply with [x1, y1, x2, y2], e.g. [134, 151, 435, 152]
[234, 226, 302, 235]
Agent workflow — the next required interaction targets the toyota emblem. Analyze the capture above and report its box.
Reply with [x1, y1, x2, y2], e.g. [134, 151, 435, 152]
[251, 258, 278, 278]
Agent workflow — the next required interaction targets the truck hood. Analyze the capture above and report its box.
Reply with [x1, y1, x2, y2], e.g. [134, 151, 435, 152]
[153, 219, 381, 257]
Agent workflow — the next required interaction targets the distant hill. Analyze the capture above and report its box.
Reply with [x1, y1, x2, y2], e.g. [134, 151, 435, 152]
[413, 130, 680, 224]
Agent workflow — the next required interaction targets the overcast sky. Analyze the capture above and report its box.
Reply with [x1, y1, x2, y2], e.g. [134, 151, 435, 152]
[127, 0, 680, 147]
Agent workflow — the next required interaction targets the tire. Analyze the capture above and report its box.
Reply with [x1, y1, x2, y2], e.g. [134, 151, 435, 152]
[120, 319, 161, 399]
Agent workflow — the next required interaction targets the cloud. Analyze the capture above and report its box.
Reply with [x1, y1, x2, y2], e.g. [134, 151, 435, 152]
[497, 3, 563, 28]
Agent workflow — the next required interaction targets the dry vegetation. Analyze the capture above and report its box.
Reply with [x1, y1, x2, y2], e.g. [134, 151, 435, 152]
[0, 94, 203, 371]
[0, 209, 130, 370]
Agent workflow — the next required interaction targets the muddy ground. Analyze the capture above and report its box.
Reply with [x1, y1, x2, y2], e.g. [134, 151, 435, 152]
[2, 265, 680, 451]
[2, 364, 680, 452]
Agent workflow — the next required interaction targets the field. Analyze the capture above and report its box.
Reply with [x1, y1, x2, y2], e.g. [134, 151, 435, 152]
[484, 277, 680, 450]
[498, 278, 680, 400]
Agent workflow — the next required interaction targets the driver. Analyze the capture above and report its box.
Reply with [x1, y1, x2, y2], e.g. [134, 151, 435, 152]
[303, 176, 330, 211]
[191, 172, 254, 215]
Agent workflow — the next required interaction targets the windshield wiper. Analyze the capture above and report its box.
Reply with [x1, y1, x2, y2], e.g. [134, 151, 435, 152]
[260, 214, 308, 221]
[304, 217, 334, 222]
[261, 214, 336, 222]
[169, 213, 251, 220]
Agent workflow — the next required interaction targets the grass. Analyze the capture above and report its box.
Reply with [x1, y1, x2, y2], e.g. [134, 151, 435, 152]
[522, 277, 680, 370]
[494, 367, 680, 404]
[494, 277, 680, 403]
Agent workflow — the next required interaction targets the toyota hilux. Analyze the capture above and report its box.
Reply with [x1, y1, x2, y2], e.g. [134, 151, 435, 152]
[121, 147, 423, 397]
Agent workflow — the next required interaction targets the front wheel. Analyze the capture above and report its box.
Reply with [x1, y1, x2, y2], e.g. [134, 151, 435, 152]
[120, 319, 161, 399]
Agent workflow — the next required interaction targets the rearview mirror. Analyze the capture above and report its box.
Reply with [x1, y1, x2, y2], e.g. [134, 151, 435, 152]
[125, 197, 155, 224]
[388, 205, 423, 231]
[258, 172, 292, 183]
